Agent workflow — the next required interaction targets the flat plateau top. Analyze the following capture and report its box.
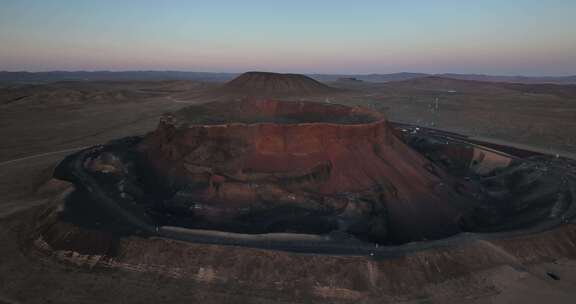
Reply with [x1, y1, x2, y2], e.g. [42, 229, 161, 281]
[172, 99, 382, 126]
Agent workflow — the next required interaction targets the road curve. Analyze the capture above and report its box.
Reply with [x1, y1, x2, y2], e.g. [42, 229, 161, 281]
[0, 146, 89, 168]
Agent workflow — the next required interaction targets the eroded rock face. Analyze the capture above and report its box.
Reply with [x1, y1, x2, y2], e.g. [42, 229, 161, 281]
[137, 100, 480, 243]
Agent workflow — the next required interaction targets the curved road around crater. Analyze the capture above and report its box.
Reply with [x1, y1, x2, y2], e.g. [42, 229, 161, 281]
[0, 146, 89, 168]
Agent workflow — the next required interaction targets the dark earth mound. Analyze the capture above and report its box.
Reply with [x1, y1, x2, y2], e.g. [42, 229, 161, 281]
[210, 72, 342, 97]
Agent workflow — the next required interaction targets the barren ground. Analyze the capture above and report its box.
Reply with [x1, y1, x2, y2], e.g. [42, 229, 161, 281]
[1, 77, 576, 303]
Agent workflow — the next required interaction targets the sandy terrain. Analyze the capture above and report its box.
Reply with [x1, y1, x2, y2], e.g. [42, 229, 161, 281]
[1, 75, 576, 303]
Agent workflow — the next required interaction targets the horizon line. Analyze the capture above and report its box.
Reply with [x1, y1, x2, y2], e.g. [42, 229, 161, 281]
[1, 70, 575, 78]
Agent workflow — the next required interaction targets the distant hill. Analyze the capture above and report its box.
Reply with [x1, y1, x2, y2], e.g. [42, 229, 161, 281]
[313, 73, 576, 84]
[438, 73, 576, 85]
[310, 72, 428, 83]
[0, 71, 238, 85]
[1, 71, 575, 85]
[208, 71, 342, 97]
[0, 82, 147, 107]
[381, 76, 576, 98]
[336, 77, 363, 83]
[0, 80, 214, 107]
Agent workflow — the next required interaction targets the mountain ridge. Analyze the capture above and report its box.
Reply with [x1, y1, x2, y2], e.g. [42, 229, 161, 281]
[1, 71, 575, 85]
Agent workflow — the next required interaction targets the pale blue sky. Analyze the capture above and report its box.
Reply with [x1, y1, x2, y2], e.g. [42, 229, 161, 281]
[1, 0, 575, 75]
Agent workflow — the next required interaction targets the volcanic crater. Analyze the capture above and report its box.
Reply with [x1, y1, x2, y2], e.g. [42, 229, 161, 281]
[34, 99, 576, 255]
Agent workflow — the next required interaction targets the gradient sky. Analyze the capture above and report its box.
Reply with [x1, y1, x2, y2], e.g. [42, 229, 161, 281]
[1, 0, 575, 75]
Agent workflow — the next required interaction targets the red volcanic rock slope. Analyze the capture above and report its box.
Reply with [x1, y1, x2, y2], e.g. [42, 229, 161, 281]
[138, 99, 479, 243]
